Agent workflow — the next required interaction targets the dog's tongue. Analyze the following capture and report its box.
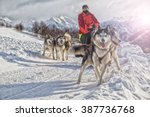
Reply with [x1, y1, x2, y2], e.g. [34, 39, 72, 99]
[101, 43, 105, 48]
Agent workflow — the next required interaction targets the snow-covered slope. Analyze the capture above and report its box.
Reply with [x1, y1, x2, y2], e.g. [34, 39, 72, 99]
[0, 27, 150, 100]
[128, 29, 150, 53]
[0, 17, 12, 27]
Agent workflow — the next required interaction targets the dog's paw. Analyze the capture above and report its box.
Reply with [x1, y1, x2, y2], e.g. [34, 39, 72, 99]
[120, 69, 123, 72]
[118, 67, 123, 72]
[97, 83, 101, 86]
[108, 61, 112, 66]
[52, 56, 55, 60]
[77, 81, 81, 84]
[119, 69, 123, 73]
[97, 81, 102, 86]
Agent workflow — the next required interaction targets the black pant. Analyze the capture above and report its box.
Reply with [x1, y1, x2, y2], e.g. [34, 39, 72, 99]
[80, 32, 91, 45]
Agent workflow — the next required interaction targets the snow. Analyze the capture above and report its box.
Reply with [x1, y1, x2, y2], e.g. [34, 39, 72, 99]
[0, 17, 12, 27]
[0, 27, 150, 100]
[45, 16, 78, 30]
[0, 27, 42, 43]
[0, 17, 12, 24]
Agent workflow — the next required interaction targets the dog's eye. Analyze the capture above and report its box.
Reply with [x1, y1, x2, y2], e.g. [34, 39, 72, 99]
[99, 34, 102, 37]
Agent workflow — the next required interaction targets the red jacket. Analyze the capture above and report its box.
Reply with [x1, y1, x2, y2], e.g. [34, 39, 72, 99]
[78, 12, 100, 34]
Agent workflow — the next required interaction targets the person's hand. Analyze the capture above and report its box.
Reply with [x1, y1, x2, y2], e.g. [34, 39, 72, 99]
[87, 27, 93, 31]
[79, 34, 82, 39]
[88, 24, 97, 31]
[92, 24, 96, 29]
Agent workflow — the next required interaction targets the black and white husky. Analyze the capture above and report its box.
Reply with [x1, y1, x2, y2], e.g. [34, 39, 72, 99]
[70, 26, 121, 86]
[42, 35, 55, 59]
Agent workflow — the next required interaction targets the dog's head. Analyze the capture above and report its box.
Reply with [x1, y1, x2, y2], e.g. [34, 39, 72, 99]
[56, 36, 66, 46]
[92, 25, 112, 49]
[64, 32, 71, 42]
[46, 37, 55, 46]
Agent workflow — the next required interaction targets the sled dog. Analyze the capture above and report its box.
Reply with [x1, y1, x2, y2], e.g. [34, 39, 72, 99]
[55, 32, 72, 61]
[42, 35, 55, 59]
[71, 25, 121, 85]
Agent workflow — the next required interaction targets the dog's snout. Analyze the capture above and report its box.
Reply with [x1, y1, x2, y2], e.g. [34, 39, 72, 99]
[101, 38, 105, 43]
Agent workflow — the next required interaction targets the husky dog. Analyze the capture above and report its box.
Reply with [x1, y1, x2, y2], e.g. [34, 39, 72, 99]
[42, 35, 55, 59]
[55, 32, 72, 61]
[71, 26, 121, 86]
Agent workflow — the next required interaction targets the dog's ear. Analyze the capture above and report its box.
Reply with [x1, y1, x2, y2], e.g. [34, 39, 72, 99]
[106, 25, 111, 33]
[91, 29, 98, 39]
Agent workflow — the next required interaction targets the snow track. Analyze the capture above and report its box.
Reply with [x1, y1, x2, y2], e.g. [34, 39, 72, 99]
[0, 27, 150, 100]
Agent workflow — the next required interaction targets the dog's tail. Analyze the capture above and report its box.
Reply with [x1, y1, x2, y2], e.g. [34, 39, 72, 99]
[68, 44, 88, 57]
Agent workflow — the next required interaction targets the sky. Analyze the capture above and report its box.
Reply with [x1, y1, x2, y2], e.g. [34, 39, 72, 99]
[0, 0, 150, 21]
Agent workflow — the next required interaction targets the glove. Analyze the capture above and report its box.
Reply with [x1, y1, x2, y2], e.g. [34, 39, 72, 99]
[79, 34, 82, 39]
[92, 24, 96, 29]
[79, 34, 83, 43]
[87, 27, 93, 31]
[88, 24, 97, 31]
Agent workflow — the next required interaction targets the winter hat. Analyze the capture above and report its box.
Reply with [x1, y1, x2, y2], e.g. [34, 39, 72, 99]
[82, 5, 88, 9]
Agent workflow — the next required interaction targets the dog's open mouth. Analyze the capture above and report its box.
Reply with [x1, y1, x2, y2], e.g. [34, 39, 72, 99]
[100, 42, 105, 48]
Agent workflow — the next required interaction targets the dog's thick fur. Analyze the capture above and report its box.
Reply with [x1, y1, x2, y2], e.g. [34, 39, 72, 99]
[42, 35, 55, 59]
[43, 32, 71, 61]
[71, 26, 121, 86]
[55, 32, 72, 61]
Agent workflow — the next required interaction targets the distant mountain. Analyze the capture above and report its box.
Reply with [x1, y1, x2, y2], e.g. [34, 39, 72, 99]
[102, 19, 132, 41]
[45, 16, 78, 30]
[128, 28, 150, 53]
[14, 19, 36, 32]
[0, 16, 132, 37]
[12, 16, 78, 32]
[0, 17, 12, 27]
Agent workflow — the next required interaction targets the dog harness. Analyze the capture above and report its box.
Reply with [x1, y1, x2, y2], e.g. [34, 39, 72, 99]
[92, 43, 113, 64]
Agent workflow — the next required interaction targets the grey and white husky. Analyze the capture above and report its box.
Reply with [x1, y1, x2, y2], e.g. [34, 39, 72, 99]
[55, 32, 72, 61]
[70, 25, 121, 86]
[42, 35, 55, 59]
